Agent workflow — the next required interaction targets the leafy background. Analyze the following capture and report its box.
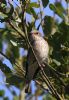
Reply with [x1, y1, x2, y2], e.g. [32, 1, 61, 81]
[0, 0, 69, 100]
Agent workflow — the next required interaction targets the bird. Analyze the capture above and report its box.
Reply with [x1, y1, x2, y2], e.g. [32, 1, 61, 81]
[25, 30, 49, 93]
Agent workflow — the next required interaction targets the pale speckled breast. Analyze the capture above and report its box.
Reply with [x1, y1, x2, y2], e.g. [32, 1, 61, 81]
[33, 38, 49, 64]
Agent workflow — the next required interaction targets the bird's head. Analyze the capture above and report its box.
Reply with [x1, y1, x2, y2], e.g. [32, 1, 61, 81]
[28, 30, 42, 42]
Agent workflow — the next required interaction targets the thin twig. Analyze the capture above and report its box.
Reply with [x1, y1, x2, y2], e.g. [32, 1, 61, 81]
[13, 0, 20, 8]
[0, 51, 11, 62]
[37, 18, 44, 30]
[35, 80, 50, 93]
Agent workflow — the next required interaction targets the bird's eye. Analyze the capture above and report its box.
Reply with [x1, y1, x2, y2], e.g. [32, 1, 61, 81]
[35, 32, 39, 34]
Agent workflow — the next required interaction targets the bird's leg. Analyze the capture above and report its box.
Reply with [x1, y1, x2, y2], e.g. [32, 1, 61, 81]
[25, 83, 31, 93]
[39, 64, 43, 70]
[42, 63, 46, 68]
[39, 63, 46, 70]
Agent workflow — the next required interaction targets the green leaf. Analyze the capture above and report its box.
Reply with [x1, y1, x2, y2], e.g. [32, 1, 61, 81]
[13, 96, 19, 100]
[55, 2, 65, 13]
[58, 21, 69, 46]
[0, 12, 8, 18]
[0, 90, 5, 96]
[26, 8, 37, 19]
[53, 59, 61, 66]
[5, 29, 27, 49]
[43, 94, 56, 100]
[4, 97, 9, 100]
[49, 4, 57, 12]
[27, 22, 34, 32]
[49, 3, 64, 19]
[5, 45, 19, 63]
[6, 75, 23, 87]
[42, 0, 49, 7]
[65, 0, 69, 3]
[0, 60, 12, 77]
[7, 4, 14, 17]
[1, 3, 6, 8]
[0, 4, 14, 22]
[29, 2, 39, 8]
[10, 46, 19, 59]
[43, 16, 55, 36]
[0, 12, 8, 22]
[0, 0, 7, 5]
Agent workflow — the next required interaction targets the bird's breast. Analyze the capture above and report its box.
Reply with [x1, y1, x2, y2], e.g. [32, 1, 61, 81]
[33, 39, 49, 63]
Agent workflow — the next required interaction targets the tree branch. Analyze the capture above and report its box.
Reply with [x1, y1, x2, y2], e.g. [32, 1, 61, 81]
[8, 20, 25, 38]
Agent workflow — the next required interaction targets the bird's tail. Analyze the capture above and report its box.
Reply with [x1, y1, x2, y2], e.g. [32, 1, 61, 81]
[25, 83, 31, 93]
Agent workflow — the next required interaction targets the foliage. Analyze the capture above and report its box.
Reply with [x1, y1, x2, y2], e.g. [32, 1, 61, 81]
[0, 0, 69, 100]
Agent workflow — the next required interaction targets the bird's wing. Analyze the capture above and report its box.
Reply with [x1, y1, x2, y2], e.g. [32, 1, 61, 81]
[25, 48, 39, 83]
